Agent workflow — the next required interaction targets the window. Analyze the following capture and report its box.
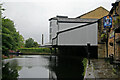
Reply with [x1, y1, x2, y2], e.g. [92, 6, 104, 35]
[50, 27, 52, 33]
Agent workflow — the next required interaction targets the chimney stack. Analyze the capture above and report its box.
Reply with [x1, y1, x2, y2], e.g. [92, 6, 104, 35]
[42, 34, 44, 45]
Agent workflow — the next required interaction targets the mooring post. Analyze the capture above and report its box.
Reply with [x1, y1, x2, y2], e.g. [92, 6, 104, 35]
[87, 43, 90, 65]
[54, 48, 57, 67]
[50, 48, 52, 61]
[55, 48, 57, 61]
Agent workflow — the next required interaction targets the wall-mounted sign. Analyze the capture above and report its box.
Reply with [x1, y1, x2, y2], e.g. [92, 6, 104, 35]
[103, 16, 112, 28]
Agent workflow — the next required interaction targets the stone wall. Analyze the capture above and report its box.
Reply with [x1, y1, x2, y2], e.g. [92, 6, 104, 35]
[115, 33, 120, 60]
[97, 19, 106, 58]
[98, 43, 106, 58]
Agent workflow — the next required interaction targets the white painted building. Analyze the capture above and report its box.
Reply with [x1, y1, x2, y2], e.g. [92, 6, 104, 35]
[49, 16, 98, 46]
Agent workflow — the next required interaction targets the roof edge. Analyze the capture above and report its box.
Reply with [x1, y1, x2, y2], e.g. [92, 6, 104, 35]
[76, 6, 109, 18]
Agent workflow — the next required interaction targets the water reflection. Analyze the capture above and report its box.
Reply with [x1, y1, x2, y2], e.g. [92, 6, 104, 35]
[2, 62, 20, 80]
[49, 55, 84, 80]
[2, 55, 84, 80]
[2, 55, 50, 79]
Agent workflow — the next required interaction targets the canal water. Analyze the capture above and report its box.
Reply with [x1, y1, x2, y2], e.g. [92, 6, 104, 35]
[2, 55, 84, 80]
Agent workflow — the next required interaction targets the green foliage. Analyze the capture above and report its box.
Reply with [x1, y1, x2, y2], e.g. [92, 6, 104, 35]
[82, 58, 87, 76]
[0, 5, 2, 28]
[33, 41, 39, 47]
[2, 19, 16, 32]
[1, 5, 25, 54]
[18, 48, 54, 54]
[101, 33, 107, 42]
[25, 38, 34, 48]
[25, 38, 39, 48]
[19, 48, 50, 53]
[2, 18, 24, 54]
[2, 63, 19, 80]
[19, 35, 24, 47]
[0, 5, 2, 56]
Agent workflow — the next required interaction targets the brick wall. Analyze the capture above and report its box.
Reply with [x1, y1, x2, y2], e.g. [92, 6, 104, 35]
[98, 43, 106, 58]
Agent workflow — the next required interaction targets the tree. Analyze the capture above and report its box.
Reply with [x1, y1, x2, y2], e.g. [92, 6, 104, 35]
[33, 42, 39, 48]
[0, 5, 2, 56]
[2, 18, 24, 55]
[2, 19, 16, 55]
[25, 38, 39, 48]
[25, 38, 34, 48]
[1, 5, 24, 55]
[19, 35, 24, 48]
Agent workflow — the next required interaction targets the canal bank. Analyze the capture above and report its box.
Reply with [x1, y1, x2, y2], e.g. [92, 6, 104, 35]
[84, 59, 120, 80]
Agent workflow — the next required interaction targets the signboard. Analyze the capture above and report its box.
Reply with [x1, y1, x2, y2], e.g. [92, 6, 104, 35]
[109, 31, 114, 39]
[103, 16, 112, 28]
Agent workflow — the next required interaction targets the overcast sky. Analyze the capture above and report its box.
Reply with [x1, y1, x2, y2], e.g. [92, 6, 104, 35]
[1, 0, 116, 44]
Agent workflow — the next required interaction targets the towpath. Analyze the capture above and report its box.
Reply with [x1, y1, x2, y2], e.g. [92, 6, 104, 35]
[84, 59, 120, 80]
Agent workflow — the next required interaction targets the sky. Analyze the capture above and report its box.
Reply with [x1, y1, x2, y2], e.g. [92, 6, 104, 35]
[1, 0, 116, 44]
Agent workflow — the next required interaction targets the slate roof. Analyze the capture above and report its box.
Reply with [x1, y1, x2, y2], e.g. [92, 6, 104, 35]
[49, 16, 98, 23]
[57, 18, 98, 23]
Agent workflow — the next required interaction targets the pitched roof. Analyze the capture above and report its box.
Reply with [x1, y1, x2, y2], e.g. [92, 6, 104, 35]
[76, 6, 109, 19]
[49, 16, 98, 23]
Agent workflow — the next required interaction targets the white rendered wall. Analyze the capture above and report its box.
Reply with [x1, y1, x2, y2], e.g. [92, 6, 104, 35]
[58, 23, 98, 46]
[58, 23, 86, 31]
[50, 20, 58, 40]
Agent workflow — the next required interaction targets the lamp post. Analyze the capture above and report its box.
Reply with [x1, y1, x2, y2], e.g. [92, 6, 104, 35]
[106, 29, 109, 57]
[103, 29, 109, 57]
[87, 43, 90, 65]
[114, 29, 116, 58]
[103, 15, 112, 58]
[113, 17, 116, 58]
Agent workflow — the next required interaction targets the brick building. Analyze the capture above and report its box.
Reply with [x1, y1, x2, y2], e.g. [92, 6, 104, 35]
[108, 0, 120, 60]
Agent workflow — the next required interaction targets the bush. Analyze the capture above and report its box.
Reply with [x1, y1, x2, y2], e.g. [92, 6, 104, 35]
[82, 58, 87, 76]
[2, 63, 19, 80]
[18, 48, 55, 54]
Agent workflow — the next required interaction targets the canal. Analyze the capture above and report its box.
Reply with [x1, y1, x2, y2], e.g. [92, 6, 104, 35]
[2, 55, 84, 80]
